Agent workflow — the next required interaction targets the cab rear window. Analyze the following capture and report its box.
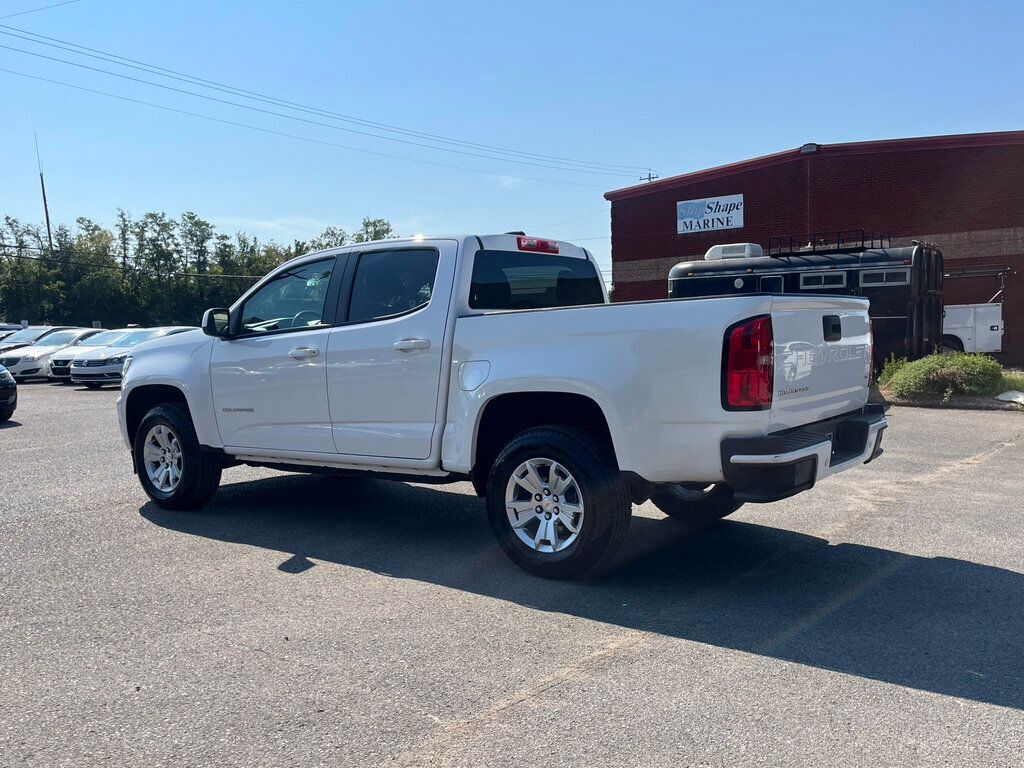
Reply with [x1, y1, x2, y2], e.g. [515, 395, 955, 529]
[469, 251, 604, 310]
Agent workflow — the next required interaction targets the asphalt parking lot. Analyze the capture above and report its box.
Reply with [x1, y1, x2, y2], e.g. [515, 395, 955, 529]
[1, 383, 1022, 767]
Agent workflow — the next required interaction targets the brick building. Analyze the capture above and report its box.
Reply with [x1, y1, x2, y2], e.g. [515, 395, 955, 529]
[604, 131, 1024, 365]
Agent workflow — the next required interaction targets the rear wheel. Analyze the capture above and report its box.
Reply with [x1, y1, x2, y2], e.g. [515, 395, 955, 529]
[134, 403, 222, 510]
[486, 426, 631, 579]
[0, 407, 13, 422]
[651, 483, 742, 524]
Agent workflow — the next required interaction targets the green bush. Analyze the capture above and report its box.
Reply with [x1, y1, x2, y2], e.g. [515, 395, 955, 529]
[878, 355, 907, 386]
[1003, 371, 1024, 392]
[886, 353, 1005, 400]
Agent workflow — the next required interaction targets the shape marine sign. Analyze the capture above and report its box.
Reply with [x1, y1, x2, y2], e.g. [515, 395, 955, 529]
[677, 194, 744, 234]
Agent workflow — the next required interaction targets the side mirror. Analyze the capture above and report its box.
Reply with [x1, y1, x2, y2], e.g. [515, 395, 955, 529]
[202, 308, 231, 338]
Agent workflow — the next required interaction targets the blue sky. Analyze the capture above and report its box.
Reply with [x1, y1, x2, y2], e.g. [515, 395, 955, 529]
[1, 0, 1022, 277]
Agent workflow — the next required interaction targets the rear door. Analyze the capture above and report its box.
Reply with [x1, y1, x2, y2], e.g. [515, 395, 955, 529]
[325, 240, 458, 459]
[769, 295, 872, 430]
[975, 304, 1003, 353]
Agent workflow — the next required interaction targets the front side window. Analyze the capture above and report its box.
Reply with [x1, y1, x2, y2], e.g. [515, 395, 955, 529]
[347, 249, 439, 323]
[240, 259, 335, 335]
[469, 251, 604, 310]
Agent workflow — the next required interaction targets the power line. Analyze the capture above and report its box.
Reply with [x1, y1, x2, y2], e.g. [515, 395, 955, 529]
[0, 0, 79, 20]
[0, 33, 641, 178]
[0, 23, 646, 174]
[0, 67, 608, 189]
[534, 209, 608, 231]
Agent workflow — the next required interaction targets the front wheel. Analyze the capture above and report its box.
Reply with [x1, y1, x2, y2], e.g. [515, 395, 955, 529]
[133, 403, 222, 510]
[650, 483, 742, 524]
[486, 426, 632, 579]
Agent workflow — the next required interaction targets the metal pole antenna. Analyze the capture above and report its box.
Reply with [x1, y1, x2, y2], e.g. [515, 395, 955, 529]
[35, 131, 55, 253]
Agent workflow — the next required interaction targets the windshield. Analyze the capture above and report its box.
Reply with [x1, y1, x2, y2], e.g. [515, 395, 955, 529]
[85, 330, 129, 347]
[35, 330, 84, 347]
[109, 329, 163, 347]
[2, 327, 48, 344]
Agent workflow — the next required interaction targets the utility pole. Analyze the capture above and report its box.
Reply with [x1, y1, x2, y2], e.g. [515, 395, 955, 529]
[639, 169, 659, 183]
[35, 132, 55, 253]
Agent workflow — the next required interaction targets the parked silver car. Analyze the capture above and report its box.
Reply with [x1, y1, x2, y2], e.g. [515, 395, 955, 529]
[48, 329, 131, 381]
[71, 327, 197, 389]
[0, 326, 75, 354]
[3, 328, 104, 381]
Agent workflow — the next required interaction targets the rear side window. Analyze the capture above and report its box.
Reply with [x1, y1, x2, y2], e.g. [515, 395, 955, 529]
[800, 271, 846, 289]
[348, 248, 439, 323]
[469, 251, 604, 310]
[861, 269, 909, 286]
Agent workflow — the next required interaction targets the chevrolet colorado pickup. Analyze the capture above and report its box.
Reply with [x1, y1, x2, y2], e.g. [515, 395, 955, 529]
[118, 234, 886, 578]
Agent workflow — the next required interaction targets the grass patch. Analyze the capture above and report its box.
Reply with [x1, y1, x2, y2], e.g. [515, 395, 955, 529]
[885, 353, 1007, 401]
[1002, 371, 1024, 392]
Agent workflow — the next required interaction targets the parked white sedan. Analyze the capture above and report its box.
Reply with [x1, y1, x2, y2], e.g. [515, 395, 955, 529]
[0, 328, 104, 381]
[71, 327, 197, 388]
[47, 329, 131, 381]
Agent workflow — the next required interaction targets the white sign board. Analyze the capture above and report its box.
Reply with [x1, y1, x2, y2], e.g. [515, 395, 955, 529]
[676, 193, 744, 234]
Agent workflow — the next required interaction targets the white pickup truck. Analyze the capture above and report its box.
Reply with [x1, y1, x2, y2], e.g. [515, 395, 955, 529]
[118, 233, 886, 578]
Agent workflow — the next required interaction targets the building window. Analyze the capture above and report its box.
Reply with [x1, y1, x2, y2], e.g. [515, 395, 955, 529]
[861, 269, 909, 286]
[800, 271, 846, 289]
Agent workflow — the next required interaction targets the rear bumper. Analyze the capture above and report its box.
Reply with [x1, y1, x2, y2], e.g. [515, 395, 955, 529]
[721, 405, 887, 503]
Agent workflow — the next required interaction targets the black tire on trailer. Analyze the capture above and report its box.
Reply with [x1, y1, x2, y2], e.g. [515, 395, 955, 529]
[133, 402, 222, 510]
[650, 483, 743, 524]
[486, 425, 631, 580]
[941, 335, 964, 354]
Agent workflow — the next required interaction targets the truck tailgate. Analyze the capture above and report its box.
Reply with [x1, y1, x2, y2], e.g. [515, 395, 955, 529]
[769, 295, 872, 430]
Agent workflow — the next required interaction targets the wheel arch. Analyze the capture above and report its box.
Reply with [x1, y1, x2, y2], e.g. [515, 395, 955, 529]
[470, 390, 616, 496]
[941, 333, 965, 352]
[125, 384, 192, 447]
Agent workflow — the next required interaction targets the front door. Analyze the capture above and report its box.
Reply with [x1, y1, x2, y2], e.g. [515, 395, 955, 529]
[211, 256, 340, 453]
[326, 242, 456, 460]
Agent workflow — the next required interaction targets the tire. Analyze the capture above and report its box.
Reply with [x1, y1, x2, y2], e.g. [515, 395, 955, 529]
[651, 483, 742, 524]
[941, 335, 964, 354]
[83, 382, 103, 390]
[133, 403, 222, 510]
[486, 426, 631, 579]
[0, 408, 13, 422]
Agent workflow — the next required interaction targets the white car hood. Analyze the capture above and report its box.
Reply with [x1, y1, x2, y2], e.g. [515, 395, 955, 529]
[60, 344, 114, 360]
[73, 346, 133, 362]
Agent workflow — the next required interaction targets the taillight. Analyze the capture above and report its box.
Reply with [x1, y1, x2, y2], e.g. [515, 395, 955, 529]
[722, 315, 773, 410]
[517, 235, 559, 254]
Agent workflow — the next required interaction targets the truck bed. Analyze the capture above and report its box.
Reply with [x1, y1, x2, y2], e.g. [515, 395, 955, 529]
[443, 293, 872, 483]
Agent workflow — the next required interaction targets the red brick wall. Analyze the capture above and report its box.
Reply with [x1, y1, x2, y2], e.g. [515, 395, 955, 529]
[609, 141, 1024, 365]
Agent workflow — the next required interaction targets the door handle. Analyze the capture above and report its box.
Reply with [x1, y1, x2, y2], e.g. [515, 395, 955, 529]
[393, 338, 431, 352]
[288, 346, 320, 360]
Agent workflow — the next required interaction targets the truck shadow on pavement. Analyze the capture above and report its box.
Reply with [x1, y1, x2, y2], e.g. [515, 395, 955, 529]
[140, 474, 1023, 711]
